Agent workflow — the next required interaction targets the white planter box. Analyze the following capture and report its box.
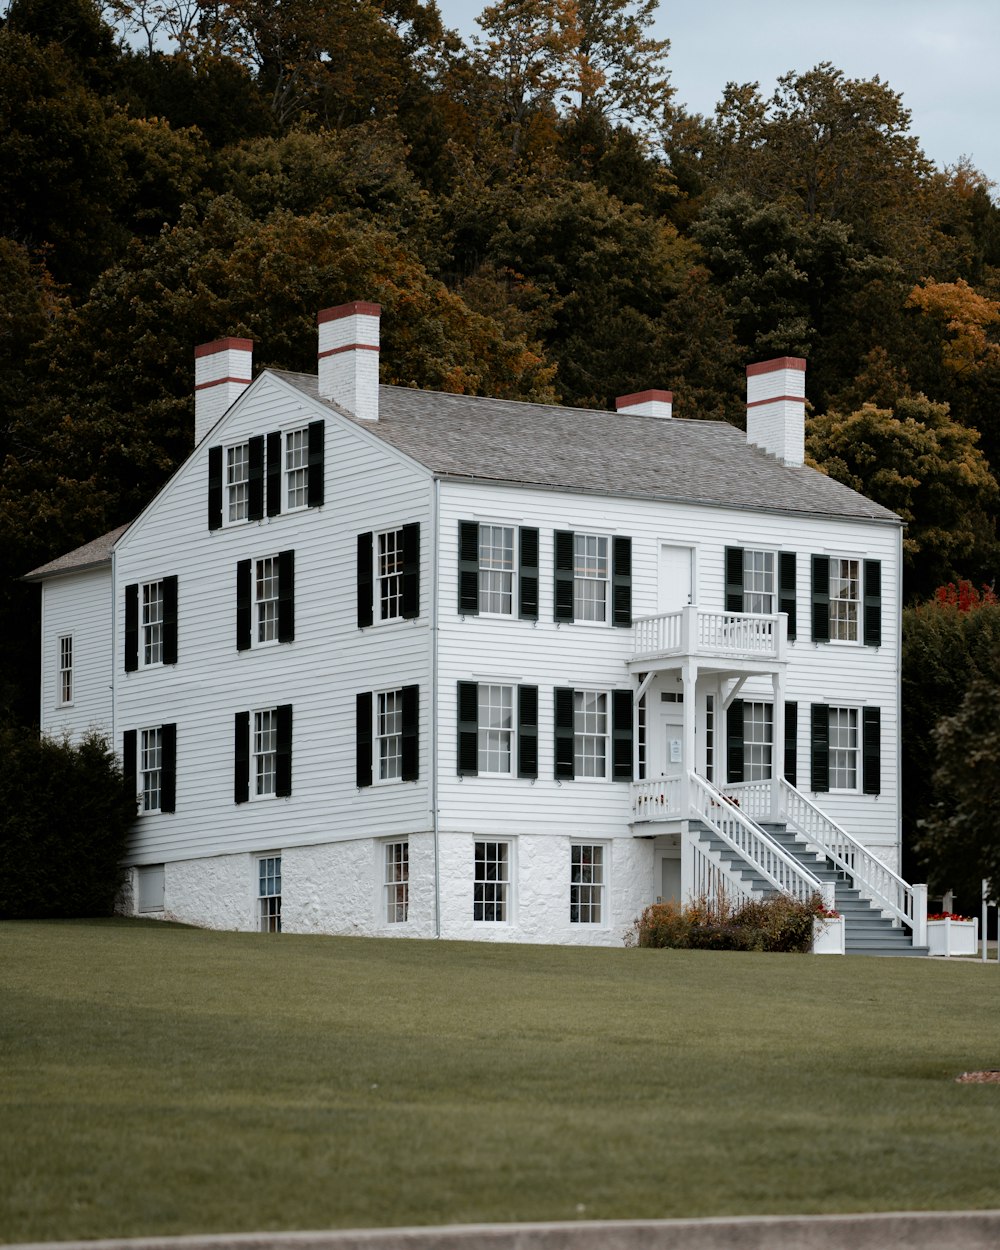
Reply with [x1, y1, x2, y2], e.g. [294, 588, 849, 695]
[927, 918, 978, 957]
[813, 915, 845, 955]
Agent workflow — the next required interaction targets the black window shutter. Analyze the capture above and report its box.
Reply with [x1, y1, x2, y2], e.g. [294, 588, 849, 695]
[123, 730, 137, 800]
[554, 531, 575, 622]
[810, 703, 830, 792]
[275, 704, 292, 797]
[725, 547, 744, 612]
[162, 575, 178, 665]
[554, 686, 575, 779]
[356, 692, 373, 788]
[727, 699, 744, 784]
[266, 431, 282, 517]
[208, 445, 223, 531]
[401, 522, 420, 619]
[160, 723, 176, 813]
[863, 706, 881, 794]
[401, 685, 419, 781]
[458, 521, 479, 615]
[124, 583, 139, 672]
[278, 550, 295, 643]
[307, 420, 325, 507]
[519, 527, 539, 620]
[863, 560, 882, 647]
[784, 701, 798, 787]
[612, 689, 633, 780]
[248, 435, 264, 521]
[811, 556, 830, 642]
[236, 559, 252, 651]
[234, 711, 250, 804]
[517, 685, 538, 779]
[612, 537, 632, 628]
[457, 681, 479, 776]
[779, 552, 797, 640]
[357, 532, 373, 628]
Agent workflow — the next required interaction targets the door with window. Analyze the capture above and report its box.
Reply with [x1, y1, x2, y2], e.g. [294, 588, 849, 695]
[658, 691, 684, 780]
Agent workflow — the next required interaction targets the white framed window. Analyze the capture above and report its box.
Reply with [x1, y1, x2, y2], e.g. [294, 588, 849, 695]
[570, 844, 605, 924]
[474, 840, 510, 922]
[829, 707, 859, 790]
[478, 684, 513, 775]
[574, 690, 608, 779]
[744, 702, 773, 781]
[285, 427, 309, 510]
[258, 855, 281, 932]
[377, 529, 404, 621]
[377, 689, 403, 782]
[705, 693, 715, 783]
[478, 524, 514, 614]
[255, 556, 279, 643]
[253, 709, 277, 797]
[573, 533, 608, 622]
[142, 580, 163, 666]
[830, 557, 860, 642]
[743, 550, 775, 614]
[58, 635, 73, 705]
[140, 727, 162, 812]
[226, 442, 250, 523]
[384, 841, 409, 923]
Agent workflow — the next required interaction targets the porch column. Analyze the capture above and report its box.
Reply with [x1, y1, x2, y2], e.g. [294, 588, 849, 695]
[771, 669, 785, 820]
[681, 658, 697, 816]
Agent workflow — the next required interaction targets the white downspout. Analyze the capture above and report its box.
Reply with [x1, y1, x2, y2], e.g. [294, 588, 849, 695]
[431, 478, 441, 938]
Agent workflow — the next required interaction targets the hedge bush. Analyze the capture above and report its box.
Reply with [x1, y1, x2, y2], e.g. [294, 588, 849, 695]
[636, 892, 818, 953]
[0, 726, 136, 918]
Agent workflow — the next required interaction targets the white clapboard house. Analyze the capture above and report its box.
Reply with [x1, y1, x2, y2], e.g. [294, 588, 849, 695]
[27, 301, 929, 953]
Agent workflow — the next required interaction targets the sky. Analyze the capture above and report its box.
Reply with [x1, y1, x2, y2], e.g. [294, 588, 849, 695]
[434, 0, 1000, 187]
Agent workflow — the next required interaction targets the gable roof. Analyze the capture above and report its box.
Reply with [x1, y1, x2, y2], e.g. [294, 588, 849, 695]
[23, 524, 129, 581]
[276, 373, 901, 525]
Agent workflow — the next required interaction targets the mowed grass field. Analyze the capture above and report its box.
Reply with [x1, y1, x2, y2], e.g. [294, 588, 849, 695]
[2, 920, 1000, 1243]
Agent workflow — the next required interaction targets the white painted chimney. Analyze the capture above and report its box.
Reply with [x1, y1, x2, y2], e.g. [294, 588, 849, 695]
[194, 337, 253, 444]
[746, 356, 806, 466]
[317, 300, 381, 421]
[615, 388, 673, 419]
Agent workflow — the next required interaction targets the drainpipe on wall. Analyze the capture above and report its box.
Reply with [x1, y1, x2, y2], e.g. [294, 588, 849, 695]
[431, 477, 441, 938]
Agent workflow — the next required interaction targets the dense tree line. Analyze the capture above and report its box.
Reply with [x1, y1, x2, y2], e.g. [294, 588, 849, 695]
[1, 0, 998, 887]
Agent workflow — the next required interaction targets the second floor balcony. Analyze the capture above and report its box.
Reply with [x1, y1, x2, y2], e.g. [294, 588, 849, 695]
[630, 606, 787, 668]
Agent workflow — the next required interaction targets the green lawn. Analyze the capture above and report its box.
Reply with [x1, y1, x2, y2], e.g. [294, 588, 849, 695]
[2, 920, 1000, 1243]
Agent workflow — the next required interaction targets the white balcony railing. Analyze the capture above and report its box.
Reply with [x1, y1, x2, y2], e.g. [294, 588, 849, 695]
[631, 606, 786, 663]
[631, 777, 684, 821]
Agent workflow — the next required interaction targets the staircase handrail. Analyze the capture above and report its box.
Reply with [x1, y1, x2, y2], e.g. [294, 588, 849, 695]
[689, 772, 834, 909]
[777, 778, 924, 939]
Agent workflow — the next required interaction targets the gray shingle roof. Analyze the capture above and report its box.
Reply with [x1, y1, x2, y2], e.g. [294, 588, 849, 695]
[277, 373, 901, 525]
[23, 524, 129, 581]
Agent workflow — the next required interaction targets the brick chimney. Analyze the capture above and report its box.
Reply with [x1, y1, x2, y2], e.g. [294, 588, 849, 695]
[317, 301, 381, 422]
[194, 337, 253, 445]
[615, 389, 673, 419]
[746, 357, 806, 467]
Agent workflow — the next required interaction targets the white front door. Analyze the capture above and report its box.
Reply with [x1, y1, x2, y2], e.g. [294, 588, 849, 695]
[658, 545, 694, 614]
[658, 696, 684, 779]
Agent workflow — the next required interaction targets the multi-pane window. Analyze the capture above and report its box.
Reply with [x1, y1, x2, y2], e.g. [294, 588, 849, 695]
[258, 856, 281, 932]
[58, 635, 72, 704]
[830, 558, 860, 641]
[253, 709, 277, 797]
[705, 693, 715, 783]
[378, 529, 403, 621]
[743, 550, 775, 614]
[478, 684, 513, 774]
[378, 690, 403, 781]
[285, 427, 309, 510]
[141, 727, 162, 812]
[574, 691, 608, 778]
[829, 707, 859, 790]
[570, 845, 604, 924]
[478, 524, 514, 614]
[384, 841, 409, 923]
[255, 557, 279, 643]
[573, 533, 609, 622]
[226, 442, 250, 523]
[474, 840, 509, 922]
[142, 581, 163, 665]
[744, 702, 773, 781]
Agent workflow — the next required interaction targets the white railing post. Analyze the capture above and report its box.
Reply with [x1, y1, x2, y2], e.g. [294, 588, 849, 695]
[681, 826, 696, 904]
[914, 884, 928, 947]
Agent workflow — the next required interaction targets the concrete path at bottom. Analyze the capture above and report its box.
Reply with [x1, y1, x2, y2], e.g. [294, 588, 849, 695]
[9, 1212, 1000, 1250]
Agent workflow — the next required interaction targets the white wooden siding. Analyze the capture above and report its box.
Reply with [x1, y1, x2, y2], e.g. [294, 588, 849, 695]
[39, 568, 114, 741]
